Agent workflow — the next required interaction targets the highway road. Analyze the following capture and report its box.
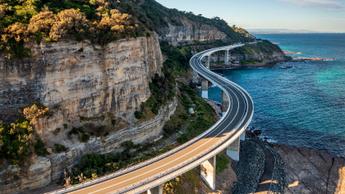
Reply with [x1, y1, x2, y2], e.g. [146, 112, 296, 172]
[50, 43, 254, 194]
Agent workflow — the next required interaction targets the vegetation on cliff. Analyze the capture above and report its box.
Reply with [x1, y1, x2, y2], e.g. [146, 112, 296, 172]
[232, 40, 291, 65]
[0, 0, 257, 59]
[134, 41, 193, 121]
[134, 68, 176, 120]
[0, 0, 142, 58]
[121, 0, 254, 43]
[0, 104, 49, 164]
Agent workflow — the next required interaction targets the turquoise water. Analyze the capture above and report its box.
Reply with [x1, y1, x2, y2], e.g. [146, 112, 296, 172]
[209, 34, 345, 156]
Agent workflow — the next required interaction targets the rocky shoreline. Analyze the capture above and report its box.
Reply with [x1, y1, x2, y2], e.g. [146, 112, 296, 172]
[272, 143, 345, 194]
[198, 100, 345, 194]
[229, 132, 345, 194]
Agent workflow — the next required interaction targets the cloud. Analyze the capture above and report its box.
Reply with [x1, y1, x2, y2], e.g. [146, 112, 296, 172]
[280, 0, 344, 9]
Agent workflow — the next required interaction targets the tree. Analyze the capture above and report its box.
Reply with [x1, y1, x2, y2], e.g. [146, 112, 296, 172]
[0, 3, 6, 18]
[97, 9, 133, 33]
[49, 9, 89, 41]
[14, 0, 38, 22]
[23, 104, 49, 125]
[28, 10, 55, 35]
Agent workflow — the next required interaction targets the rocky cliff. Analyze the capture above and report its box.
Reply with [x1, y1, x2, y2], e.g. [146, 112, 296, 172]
[0, 34, 163, 145]
[0, 99, 177, 194]
[119, 0, 254, 46]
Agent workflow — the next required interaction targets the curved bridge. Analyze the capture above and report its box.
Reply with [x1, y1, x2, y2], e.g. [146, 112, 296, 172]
[50, 43, 254, 194]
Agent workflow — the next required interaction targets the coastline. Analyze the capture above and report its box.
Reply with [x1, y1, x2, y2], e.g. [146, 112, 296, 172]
[206, 81, 345, 193]
[227, 133, 345, 194]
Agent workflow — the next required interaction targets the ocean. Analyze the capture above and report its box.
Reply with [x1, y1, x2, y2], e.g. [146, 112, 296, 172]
[209, 33, 345, 156]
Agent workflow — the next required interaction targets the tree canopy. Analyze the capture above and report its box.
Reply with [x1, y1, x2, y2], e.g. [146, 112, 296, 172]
[0, 0, 142, 58]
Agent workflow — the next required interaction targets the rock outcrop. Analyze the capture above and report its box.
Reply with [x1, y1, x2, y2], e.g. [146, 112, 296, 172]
[228, 138, 345, 194]
[0, 157, 51, 194]
[209, 41, 290, 69]
[229, 41, 290, 67]
[160, 21, 228, 46]
[273, 144, 345, 194]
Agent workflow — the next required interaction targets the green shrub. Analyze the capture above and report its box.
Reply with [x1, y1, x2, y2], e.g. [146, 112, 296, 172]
[53, 143, 68, 153]
[134, 111, 143, 119]
[34, 138, 48, 156]
[68, 127, 90, 142]
[216, 153, 230, 173]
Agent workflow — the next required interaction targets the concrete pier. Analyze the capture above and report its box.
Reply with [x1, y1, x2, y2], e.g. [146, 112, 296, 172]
[201, 55, 211, 99]
[206, 55, 211, 68]
[200, 156, 216, 190]
[225, 50, 230, 65]
[147, 185, 163, 194]
[221, 91, 229, 115]
[240, 132, 246, 141]
[226, 137, 240, 161]
[201, 79, 209, 99]
[192, 70, 200, 84]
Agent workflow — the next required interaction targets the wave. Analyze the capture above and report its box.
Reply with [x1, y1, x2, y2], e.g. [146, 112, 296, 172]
[293, 57, 336, 62]
[284, 50, 302, 55]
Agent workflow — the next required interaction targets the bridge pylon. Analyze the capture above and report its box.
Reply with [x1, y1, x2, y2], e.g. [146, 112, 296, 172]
[221, 90, 229, 115]
[201, 54, 211, 99]
[200, 156, 216, 190]
[226, 136, 240, 161]
[201, 79, 209, 99]
[146, 185, 163, 194]
[225, 49, 230, 65]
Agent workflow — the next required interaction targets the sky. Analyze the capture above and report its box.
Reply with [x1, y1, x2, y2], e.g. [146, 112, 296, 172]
[156, 0, 345, 33]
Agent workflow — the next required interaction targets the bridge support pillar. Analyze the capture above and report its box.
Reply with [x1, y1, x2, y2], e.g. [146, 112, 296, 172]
[226, 137, 240, 161]
[206, 55, 211, 69]
[200, 156, 216, 190]
[147, 185, 163, 194]
[192, 70, 199, 84]
[221, 91, 229, 115]
[240, 131, 246, 141]
[201, 79, 209, 99]
[225, 50, 230, 65]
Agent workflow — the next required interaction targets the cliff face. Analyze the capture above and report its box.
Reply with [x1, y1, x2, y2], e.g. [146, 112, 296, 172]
[0, 34, 163, 145]
[159, 19, 228, 46]
[0, 33, 181, 193]
[0, 99, 177, 194]
[123, 0, 254, 46]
